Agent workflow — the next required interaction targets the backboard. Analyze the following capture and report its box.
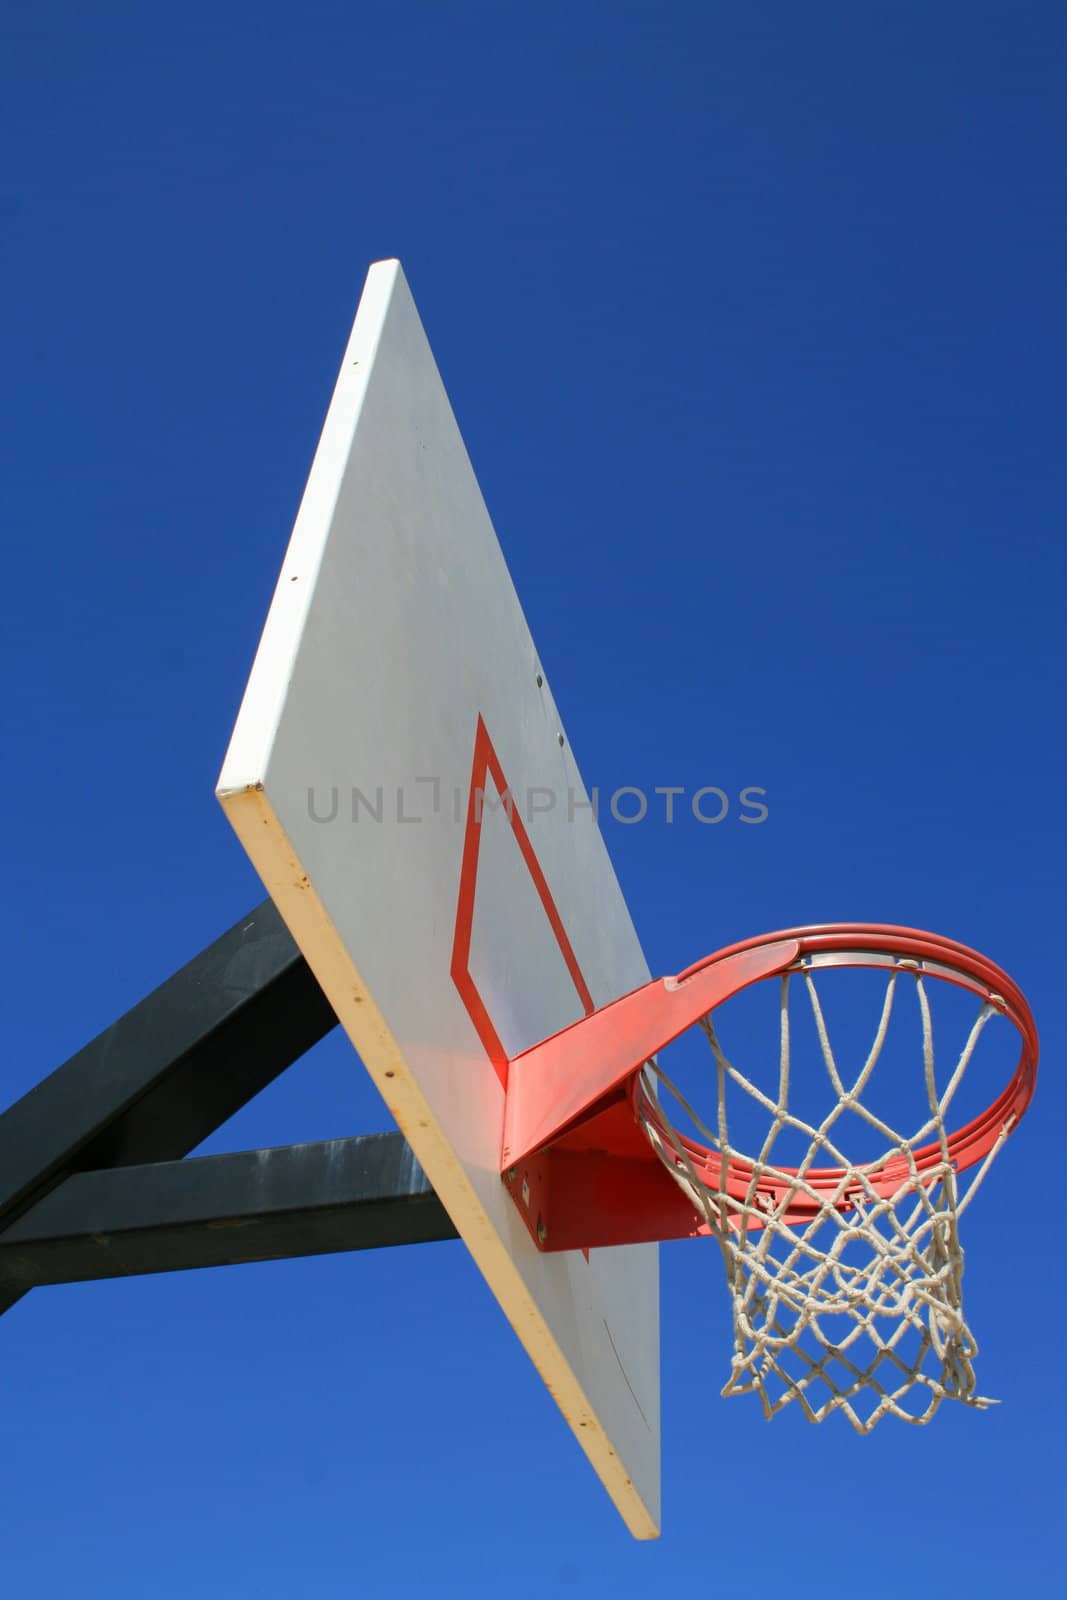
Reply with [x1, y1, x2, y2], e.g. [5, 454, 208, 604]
[216, 260, 659, 1537]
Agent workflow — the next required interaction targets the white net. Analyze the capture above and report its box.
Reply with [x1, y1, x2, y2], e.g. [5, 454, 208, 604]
[638, 960, 1016, 1432]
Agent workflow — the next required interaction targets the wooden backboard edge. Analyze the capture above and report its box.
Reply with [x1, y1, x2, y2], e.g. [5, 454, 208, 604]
[216, 783, 661, 1539]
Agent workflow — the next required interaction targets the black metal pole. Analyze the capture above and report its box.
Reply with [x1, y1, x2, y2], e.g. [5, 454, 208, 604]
[0, 900, 336, 1232]
[0, 900, 455, 1320]
[0, 1133, 456, 1291]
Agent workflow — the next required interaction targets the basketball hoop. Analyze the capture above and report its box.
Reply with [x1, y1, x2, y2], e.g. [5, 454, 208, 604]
[502, 924, 1038, 1432]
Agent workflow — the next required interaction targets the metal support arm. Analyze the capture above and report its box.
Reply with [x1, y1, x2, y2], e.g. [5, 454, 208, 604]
[0, 1133, 456, 1291]
[0, 901, 454, 1318]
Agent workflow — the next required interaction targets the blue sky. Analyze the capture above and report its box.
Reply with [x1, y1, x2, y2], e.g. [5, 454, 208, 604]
[2, 2, 1064, 1591]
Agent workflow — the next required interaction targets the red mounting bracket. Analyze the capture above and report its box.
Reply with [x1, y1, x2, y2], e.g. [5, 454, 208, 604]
[500, 940, 801, 1252]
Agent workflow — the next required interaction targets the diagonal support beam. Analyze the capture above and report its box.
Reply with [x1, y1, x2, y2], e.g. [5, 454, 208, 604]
[0, 1133, 457, 1291]
[0, 899, 337, 1225]
[0, 899, 339, 1316]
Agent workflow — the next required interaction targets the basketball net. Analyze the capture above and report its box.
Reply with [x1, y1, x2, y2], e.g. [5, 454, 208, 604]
[637, 962, 1014, 1432]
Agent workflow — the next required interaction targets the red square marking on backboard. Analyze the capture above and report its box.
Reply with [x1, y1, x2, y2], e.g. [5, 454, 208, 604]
[450, 715, 595, 1089]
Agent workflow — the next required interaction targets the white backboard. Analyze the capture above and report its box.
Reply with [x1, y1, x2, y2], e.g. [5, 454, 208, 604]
[216, 260, 660, 1537]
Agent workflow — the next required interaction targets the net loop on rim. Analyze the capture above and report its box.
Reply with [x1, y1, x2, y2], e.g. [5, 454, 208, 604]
[632, 925, 1037, 1433]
